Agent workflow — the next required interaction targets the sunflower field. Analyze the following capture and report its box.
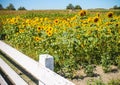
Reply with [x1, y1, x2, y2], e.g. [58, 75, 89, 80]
[0, 10, 120, 78]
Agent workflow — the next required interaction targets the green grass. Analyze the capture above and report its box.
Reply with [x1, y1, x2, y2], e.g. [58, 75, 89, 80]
[87, 79, 120, 85]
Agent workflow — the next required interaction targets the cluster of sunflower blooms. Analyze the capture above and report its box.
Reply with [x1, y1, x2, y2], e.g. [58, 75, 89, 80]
[1, 10, 120, 77]
[1, 11, 119, 41]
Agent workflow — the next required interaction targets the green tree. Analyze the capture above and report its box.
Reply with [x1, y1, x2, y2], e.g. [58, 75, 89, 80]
[18, 7, 26, 10]
[0, 4, 4, 10]
[75, 5, 82, 10]
[6, 3, 16, 10]
[66, 3, 74, 10]
[113, 5, 118, 9]
[113, 5, 120, 9]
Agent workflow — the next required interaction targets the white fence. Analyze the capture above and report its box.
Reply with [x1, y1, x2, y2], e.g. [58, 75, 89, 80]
[0, 41, 74, 85]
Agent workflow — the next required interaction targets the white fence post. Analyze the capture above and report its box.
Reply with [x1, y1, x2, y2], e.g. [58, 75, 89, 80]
[39, 54, 54, 71]
[39, 54, 54, 85]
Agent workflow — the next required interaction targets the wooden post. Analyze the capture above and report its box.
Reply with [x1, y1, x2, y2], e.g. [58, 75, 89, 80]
[39, 54, 54, 71]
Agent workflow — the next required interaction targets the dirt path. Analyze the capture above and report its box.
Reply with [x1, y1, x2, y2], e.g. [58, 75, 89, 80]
[71, 66, 120, 85]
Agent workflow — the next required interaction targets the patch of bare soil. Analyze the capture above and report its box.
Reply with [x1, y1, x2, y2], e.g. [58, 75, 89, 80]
[70, 66, 120, 85]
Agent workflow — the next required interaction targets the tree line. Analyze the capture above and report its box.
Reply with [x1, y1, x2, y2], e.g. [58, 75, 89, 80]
[0, 3, 120, 11]
[66, 4, 120, 10]
[0, 3, 82, 10]
[0, 3, 26, 10]
[110, 5, 120, 9]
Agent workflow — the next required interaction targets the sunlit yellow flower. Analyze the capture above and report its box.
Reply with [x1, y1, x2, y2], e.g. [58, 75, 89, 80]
[107, 12, 113, 18]
[71, 16, 77, 21]
[54, 19, 59, 24]
[83, 20, 87, 24]
[34, 17, 39, 22]
[25, 19, 30, 23]
[37, 26, 43, 32]
[48, 27, 53, 31]
[46, 30, 53, 36]
[34, 36, 42, 42]
[19, 29, 24, 33]
[46, 27, 53, 36]
[44, 17, 48, 21]
[10, 18, 16, 24]
[87, 17, 92, 22]
[105, 22, 112, 26]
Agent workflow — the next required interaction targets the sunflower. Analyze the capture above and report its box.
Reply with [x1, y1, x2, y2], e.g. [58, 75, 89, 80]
[107, 12, 113, 18]
[46, 28, 53, 36]
[34, 36, 42, 42]
[47, 27, 53, 32]
[93, 17, 99, 23]
[79, 10, 86, 16]
[46, 30, 53, 36]
[116, 23, 118, 27]
[37, 26, 43, 32]
[54, 19, 59, 24]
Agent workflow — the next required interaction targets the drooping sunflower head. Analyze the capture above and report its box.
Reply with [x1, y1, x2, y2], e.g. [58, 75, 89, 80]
[107, 12, 113, 18]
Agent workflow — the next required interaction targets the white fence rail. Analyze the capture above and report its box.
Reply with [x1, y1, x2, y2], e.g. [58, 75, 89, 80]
[0, 41, 74, 85]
